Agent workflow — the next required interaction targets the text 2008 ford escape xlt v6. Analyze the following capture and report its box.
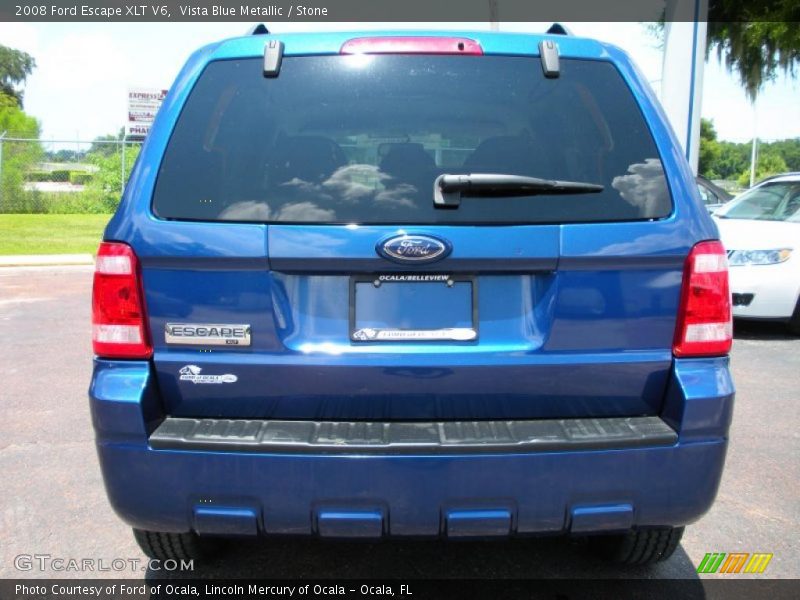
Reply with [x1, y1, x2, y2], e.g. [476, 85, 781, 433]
[89, 29, 734, 565]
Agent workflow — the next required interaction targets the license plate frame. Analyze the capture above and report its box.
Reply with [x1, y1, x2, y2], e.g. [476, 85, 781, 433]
[349, 273, 478, 342]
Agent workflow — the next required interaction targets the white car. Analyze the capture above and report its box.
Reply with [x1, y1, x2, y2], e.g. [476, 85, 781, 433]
[713, 174, 800, 334]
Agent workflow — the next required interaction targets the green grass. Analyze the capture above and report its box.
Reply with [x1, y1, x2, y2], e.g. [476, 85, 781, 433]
[0, 214, 111, 255]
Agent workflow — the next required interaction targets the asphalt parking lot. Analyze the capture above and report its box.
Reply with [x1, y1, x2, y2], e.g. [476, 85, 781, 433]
[1, 266, 798, 581]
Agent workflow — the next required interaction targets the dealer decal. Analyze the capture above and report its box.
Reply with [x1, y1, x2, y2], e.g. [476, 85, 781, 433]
[178, 365, 237, 384]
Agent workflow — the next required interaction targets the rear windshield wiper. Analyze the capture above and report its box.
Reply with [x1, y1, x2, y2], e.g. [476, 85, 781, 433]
[433, 173, 604, 208]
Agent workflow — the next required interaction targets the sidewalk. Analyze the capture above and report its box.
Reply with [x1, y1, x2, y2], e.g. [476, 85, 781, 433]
[0, 254, 94, 267]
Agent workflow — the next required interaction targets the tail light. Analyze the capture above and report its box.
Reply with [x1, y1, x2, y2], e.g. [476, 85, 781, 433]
[92, 242, 152, 359]
[673, 240, 732, 357]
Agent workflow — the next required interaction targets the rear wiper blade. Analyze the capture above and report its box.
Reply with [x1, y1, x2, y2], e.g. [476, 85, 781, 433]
[433, 173, 604, 208]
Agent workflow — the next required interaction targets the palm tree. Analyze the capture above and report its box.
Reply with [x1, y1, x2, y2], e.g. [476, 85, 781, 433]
[651, 2, 799, 102]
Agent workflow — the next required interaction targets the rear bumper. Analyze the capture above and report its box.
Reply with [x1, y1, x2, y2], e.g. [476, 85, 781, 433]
[149, 415, 678, 454]
[89, 358, 734, 538]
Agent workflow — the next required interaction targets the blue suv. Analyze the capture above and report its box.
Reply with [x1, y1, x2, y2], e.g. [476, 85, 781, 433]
[89, 28, 734, 565]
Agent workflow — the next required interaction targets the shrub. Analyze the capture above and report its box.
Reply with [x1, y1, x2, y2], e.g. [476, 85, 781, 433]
[26, 170, 51, 182]
[736, 152, 789, 187]
[0, 189, 119, 214]
[49, 169, 72, 182]
[69, 171, 93, 185]
[0, 97, 44, 207]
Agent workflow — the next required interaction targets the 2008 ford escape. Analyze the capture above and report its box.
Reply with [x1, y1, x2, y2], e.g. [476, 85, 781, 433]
[89, 28, 734, 565]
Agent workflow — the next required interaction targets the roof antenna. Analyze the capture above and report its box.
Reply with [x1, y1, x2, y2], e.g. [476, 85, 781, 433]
[538, 40, 560, 78]
[546, 23, 572, 36]
[263, 39, 284, 77]
[247, 23, 270, 35]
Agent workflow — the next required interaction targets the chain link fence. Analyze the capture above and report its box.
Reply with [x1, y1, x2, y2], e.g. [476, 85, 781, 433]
[0, 136, 142, 214]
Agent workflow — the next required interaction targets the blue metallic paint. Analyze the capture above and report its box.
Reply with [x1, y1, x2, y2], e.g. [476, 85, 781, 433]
[445, 509, 513, 538]
[194, 506, 260, 536]
[570, 504, 635, 533]
[93, 30, 732, 538]
[103, 33, 717, 420]
[90, 354, 732, 536]
[317, 510, 385, 539]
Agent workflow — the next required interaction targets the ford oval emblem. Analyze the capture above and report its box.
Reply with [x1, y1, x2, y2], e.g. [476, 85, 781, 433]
[376, 234, 452, 264]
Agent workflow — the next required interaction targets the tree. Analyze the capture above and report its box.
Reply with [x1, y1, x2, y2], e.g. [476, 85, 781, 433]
[0, 44, 36, 107]
[764, 138, 800, 171]
[47, 148, 86, 162]
[0, 46, 43, 211]
[690, 117, 800, 182]
[86, 141, 140, 209]
[0, 92, 42, 211]
[714, 141, 751, 180]
[698, 118, 722, 178]
[89, 128, 126, 157]
[736, 148, 788, 186]
[648, 3, 800, 101]
[708, 17, 800, 102]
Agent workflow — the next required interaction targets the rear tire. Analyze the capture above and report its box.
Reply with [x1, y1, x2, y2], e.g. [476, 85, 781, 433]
[133, 528, 216, 561]
[588, 526, 684, 565]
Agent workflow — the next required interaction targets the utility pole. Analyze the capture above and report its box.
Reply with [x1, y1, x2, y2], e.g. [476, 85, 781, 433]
[749, 138, 759, 188]
[749, 104, 758, 188]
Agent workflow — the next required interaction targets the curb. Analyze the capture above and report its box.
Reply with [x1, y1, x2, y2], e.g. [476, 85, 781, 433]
[0, 254, 94, 267]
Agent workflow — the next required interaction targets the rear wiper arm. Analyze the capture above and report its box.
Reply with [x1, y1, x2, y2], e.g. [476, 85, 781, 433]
[433, 173, 604, 208]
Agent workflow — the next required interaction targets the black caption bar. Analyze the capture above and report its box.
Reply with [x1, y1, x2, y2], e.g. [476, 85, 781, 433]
[2, 579, 800, 600]
[0, 0, 793, 22]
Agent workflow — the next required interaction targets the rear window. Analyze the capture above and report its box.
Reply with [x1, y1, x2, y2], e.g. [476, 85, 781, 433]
[153, 54, 672, 224]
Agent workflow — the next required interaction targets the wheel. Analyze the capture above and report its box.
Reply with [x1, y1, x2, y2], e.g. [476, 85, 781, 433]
[588, 526, 684, 565]
[133, 528, 216, 561]
[788, 297, 800, 335]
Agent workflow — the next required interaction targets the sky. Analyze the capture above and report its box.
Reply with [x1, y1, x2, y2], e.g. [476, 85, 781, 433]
[0, 21, 798, 145]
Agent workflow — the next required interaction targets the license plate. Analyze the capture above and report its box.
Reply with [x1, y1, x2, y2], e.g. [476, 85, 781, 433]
[350, 274, 477, 342]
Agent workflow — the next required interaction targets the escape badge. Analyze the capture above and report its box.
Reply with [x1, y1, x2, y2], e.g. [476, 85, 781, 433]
[165, 323, 251, 346]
